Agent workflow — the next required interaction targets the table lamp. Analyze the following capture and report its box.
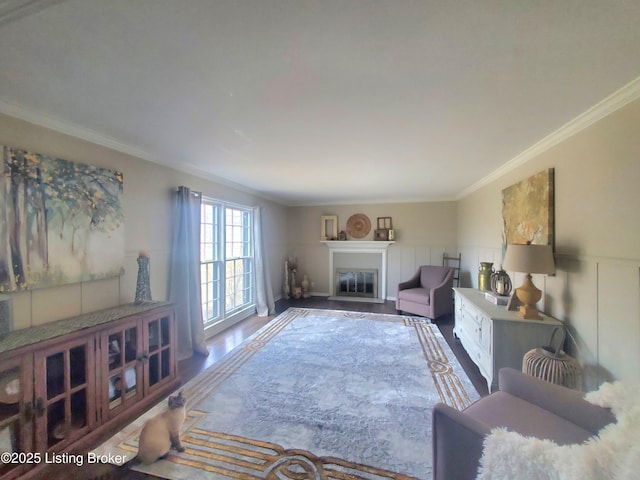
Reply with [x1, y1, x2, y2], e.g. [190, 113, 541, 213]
[503, 243, 555, 320]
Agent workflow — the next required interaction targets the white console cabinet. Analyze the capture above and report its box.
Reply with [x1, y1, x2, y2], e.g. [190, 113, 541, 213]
[453, 288, 562, 392]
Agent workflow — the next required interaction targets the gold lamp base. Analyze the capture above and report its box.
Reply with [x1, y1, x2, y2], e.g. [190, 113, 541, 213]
[515, 274, 543, 320]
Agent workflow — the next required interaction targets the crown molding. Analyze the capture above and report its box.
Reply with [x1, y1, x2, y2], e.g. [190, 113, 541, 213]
[0, 98, 288, 205]
[0, 98, 458, 207]
[0, 98, 154, 160]
[456, 75, 640, 200]
[2, 72, 639, 208]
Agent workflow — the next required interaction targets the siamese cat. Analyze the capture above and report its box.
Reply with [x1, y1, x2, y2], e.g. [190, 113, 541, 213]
[137, 390, 187, 464]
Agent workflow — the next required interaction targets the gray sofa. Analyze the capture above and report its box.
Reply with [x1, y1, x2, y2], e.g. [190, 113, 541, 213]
[396, 265, 454, 319]
[432, 368, 615, 480]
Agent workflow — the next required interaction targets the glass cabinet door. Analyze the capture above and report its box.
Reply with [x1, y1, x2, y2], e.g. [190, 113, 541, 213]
[102, 320, 143, 420]
[0, 356, 33, 478]
[34, 338, 95, 452]
[145, 314, 175, 394]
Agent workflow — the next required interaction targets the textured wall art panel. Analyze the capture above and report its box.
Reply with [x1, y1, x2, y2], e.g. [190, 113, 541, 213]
[502, 168, 554, 247]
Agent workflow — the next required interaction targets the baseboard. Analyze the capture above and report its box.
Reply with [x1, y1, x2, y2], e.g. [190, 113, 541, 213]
[327, 296, 385, 304]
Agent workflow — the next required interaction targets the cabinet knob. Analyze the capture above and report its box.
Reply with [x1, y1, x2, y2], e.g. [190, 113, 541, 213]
[35, 397, 45, 417]
[138, 352, 149, 363]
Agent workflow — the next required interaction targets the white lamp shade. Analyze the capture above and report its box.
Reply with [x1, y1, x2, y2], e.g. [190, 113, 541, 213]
[503, 244, 555, 275]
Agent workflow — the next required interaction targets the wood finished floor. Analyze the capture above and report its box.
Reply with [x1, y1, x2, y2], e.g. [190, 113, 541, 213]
[39, 297, 488, 479]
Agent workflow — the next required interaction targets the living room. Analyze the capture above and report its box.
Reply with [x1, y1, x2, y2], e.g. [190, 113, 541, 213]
[0, 1, 639, 479]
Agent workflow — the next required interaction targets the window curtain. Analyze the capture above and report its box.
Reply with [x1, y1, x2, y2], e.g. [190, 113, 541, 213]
[169, 186, 209, 360]
[253, 206, 275, 317]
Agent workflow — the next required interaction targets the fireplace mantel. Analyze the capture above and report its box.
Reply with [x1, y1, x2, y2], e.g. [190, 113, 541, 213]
[321, 241, 395, 302]
[320, 241, 395, 249]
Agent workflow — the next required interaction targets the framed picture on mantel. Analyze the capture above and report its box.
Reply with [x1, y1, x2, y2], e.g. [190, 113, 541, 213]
[321, 215, 338, 240]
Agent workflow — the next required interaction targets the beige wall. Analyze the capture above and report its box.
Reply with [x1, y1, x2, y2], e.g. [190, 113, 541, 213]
[457, 99, 640, 388]
[286, 202, 458, 299]
[0, 114, 289, 328]
[4, 97, 638, 389]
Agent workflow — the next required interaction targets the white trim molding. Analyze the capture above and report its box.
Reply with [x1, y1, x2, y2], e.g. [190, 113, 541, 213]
[457, 75, 640, 200]
[0, 98, 287, 205]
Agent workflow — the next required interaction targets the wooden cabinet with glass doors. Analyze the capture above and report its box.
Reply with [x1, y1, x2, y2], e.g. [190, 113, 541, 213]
[0, 355, 33, 479]
[33, 336, 96, 453]
[0, 301, 177, 480]
[101, 306, 176, 421]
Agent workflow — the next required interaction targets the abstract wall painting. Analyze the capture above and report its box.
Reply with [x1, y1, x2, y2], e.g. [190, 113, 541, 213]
[502, 168, 555, 248]
[0, 145, 124, 292]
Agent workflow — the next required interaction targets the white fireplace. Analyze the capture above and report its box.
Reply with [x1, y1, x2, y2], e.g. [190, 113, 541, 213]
[321, 241, 394, 303]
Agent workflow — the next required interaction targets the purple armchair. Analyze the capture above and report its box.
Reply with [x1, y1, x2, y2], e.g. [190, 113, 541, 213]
[432, 368, 615, 480]
[396, 265, 454, 319]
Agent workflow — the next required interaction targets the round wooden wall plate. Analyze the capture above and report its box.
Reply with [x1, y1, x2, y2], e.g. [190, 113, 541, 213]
[346, 214, 371, 239]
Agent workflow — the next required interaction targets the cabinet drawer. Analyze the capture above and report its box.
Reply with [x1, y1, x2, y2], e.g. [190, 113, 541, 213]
[459, 303, 479, 328]
[462, 332, 491, 378]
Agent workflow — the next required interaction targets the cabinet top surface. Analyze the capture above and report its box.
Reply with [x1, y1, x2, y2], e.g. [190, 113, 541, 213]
[454, 288, 562, 325]
[0, 301, 172, 355]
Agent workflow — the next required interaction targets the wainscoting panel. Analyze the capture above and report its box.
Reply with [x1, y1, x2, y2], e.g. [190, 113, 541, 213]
[387, 245, 414, 301]
[386, 245, 457, 300]
[550, 256, 640, 388]
[458, 246, 640, 389]
[597, 261, 640, 384]
[81, 276, 120, 312]
[5, 249, 170, 329]
[459, 246, 502, 289]
[551, 255, 599, 390]
[31, 282, 83, 325]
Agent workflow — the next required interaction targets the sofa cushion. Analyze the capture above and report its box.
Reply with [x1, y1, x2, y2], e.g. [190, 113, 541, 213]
[397, 287, 430, 305]
[464, 391, 595, 445]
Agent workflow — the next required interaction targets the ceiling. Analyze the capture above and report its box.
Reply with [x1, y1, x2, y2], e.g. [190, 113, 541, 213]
[1, 1, 639, 206]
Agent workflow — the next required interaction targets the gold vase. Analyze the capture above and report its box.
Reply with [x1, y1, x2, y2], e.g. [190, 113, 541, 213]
[478, 262, 494, 291]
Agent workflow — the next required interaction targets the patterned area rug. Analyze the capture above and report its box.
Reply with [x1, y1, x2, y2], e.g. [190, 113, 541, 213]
[93, 308, 479, 479]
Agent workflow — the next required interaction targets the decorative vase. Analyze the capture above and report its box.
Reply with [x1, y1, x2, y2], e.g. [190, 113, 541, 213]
[283, 261, 290, 299]
[301, 274, 310, 298]
[134, 252, 152, 304]
[478, 262, 494, 291]
[491, 268, 512, 296]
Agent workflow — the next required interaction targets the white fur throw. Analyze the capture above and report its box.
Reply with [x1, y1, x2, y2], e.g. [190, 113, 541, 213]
[477, 381, 640, 480]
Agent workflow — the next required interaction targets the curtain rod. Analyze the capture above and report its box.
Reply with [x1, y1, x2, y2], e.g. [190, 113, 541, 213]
[175, 186, 201, 197]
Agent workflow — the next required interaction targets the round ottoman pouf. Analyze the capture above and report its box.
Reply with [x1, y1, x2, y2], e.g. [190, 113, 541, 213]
[523, 346, 582, 390]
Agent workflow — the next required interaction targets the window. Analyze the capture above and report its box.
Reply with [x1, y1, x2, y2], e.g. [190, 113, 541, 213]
[200, 199, 254, 328]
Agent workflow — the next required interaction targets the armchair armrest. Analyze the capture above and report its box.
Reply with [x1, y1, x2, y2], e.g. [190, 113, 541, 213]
[430, 269, 454, 317]
[432, 403, 490, 480]
[498, 368, 615, 435]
